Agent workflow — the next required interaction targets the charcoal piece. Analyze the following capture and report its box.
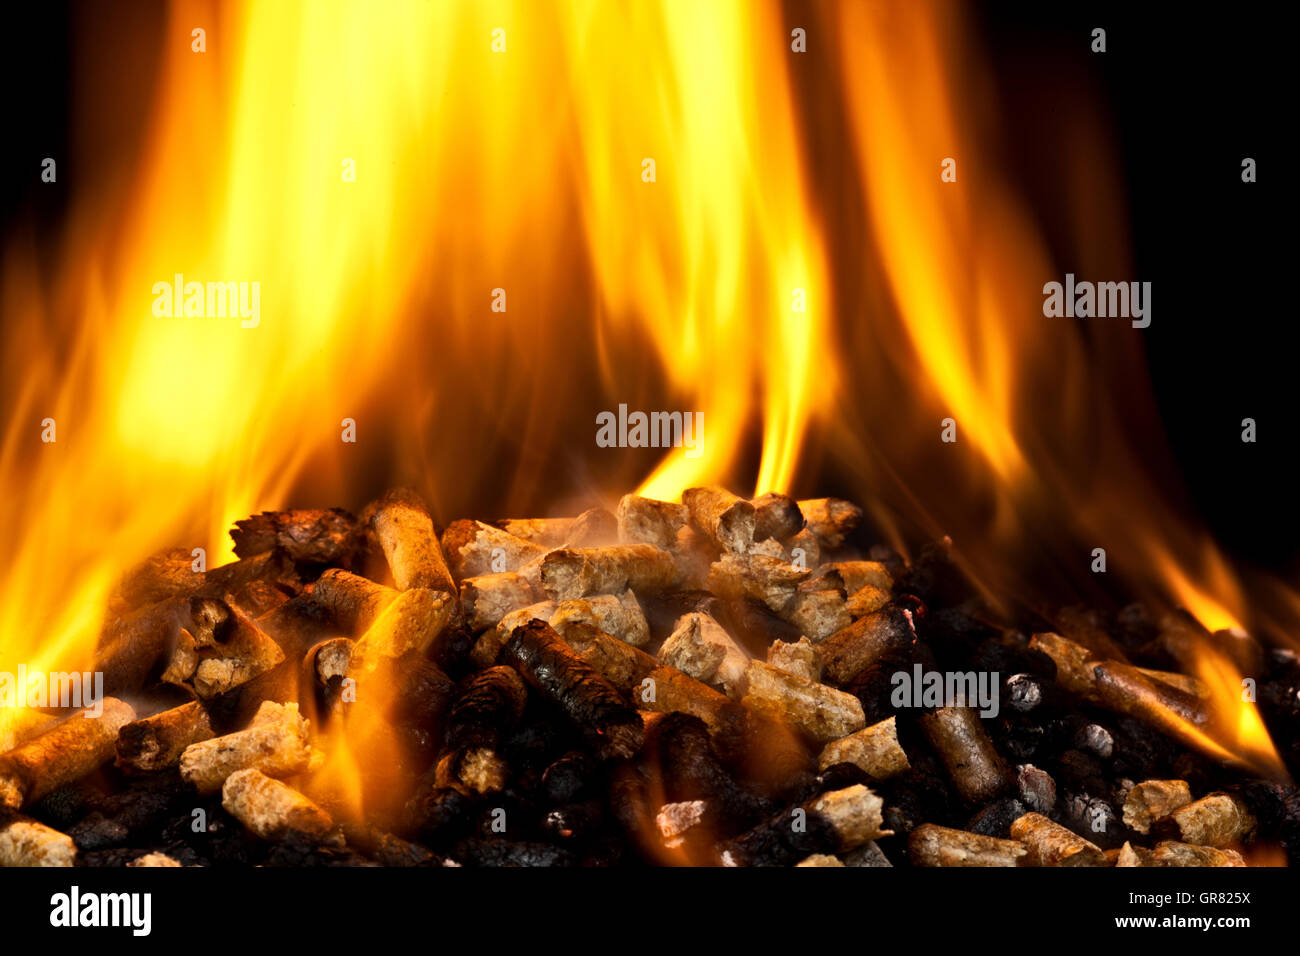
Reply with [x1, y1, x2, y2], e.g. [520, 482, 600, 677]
[1228, 781, 1292, 838]
[541, 799, 605, 842]
[894, 540, 972, 609]
[263, 830, 373, 867]
[996, 716, 1048, 762]
[502, 709, 583, 777]
[608, 763, 654, 847]
[966, 797, 1027, 839]
[450, 838, 576, 867]
[844, 649, 918, 725]
[716, 811, 838, 867]
[878, 765, 955, 838]
[542, 751, 598, 804]
[342, 823, 440, 866]
[439, 666, 529, 793]
[1116, 603, 1158, 652]
[972, 632, 1047, 676]
[1006, 671, 1071, 714]
[1058, 792, 1126, 849]
[202, 657, 300, 734]
[28, 781, 105, 829]
[651, 713, 774, 832]
[1053, 749, 1111, 796]
[405, 786, 478, 847]
[499, 621, 643, 759]
[1017, 765, 1057, 815]
[159, 800, 262, 865]
[445, 667, 528, 752]
[1109, 717, 1181, 780]
[69, 771, 189, 850]
[1072, 722, 1114, 760]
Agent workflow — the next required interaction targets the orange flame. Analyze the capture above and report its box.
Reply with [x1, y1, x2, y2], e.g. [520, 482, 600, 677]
[1, 0, 1294, 787]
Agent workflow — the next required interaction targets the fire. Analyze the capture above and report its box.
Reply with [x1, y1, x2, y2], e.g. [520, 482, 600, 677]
[0, 0, 1293, 790]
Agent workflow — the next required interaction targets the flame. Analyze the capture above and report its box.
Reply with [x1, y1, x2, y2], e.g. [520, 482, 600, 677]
[2, 0, 1295, 790]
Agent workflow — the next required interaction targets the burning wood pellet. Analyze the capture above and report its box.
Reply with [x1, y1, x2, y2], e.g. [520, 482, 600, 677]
[817, 717, 910, 779]
[471, 599, 559, 667]
[742, 660, 865, 744]
[222, 768, 341, 845]
[616, 494, 689, 550]
[439, 666, 528, 794]
[568, 627, 748, 756]
[787, 588, 852, 643]
[312, 569, 399, 632]
[442, 520, 547, 579]
[1148, 841, 1246, 867]
[796, 498, 863, 549]
[1121, 779, 1192, 834]
[350, 587, 453, 670]
[1090, 661, 1207, 730]
[179, 701, 314, 794]
[551, 590, 650, 647]
[718, 784, 890, 866]
[497, 515, 575, 546]
[659, 612, 748, 697]
[461, 572, 536, 631]
[116, 702, 215, 774]
[498, 620, 644, 759]
[819, 606, 916, 685]
[110, 547, 206, 611]
[0, 709, 57, 753]
[752, 492, 803, 542]
[16, 484, 1299, 869]
[192, 609, 286, 698]
[908, 823, 1027, 867]
[787, 527, 820, 569]
[540, 544, 679, 601]
[824, 561, 892, 595]
[203, 549, 299, 598]
[561, 507, 619, 548]
[1029, 631, 1209, 737]
[231, 508, 357, 563]
[706, 552, 809, 614]
[846, 585, 891, 619]
[96, 595, 228, 695]
[1155, 791, 1257, 847]
[767, 636, 821, 682]
[683, 486, 756, 554]
[920, 706, 1011, 804]
[1010, 812, 1106, 866]
[0, 699, 136, 809]
[0, 813, 77, 866]
[369, 488, 457, 594]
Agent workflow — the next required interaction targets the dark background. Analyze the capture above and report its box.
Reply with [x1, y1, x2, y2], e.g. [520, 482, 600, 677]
[2, 1, 1292, 570]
